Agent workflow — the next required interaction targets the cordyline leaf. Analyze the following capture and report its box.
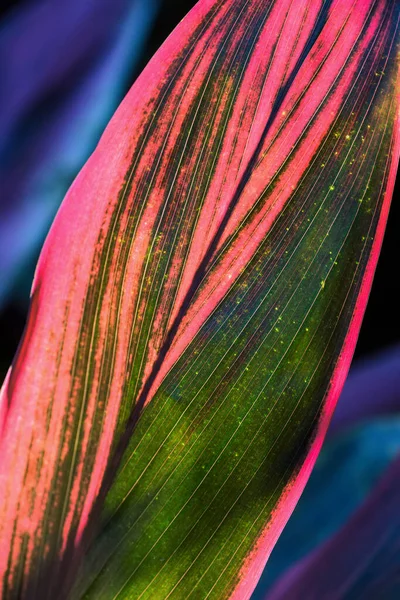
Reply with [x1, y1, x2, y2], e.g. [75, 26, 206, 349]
[267, 455, 400, 600]
[0, 0, 399, 598]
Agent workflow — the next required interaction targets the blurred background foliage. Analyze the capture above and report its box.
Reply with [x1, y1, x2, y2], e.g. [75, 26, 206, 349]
[1, 1, 399, 597]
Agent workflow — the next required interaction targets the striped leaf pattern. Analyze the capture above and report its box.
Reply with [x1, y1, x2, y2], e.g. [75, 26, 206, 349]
[0, 0, 399, 598]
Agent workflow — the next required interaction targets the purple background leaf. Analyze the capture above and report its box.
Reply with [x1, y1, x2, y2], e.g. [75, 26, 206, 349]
[266, 455, 400, 599]
[329, 344, 400, 436]
[0, 0, 160, 305]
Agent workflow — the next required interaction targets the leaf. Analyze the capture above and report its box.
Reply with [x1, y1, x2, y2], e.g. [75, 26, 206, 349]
[266, 455, 400, 600]
[0, 0, 399, 598]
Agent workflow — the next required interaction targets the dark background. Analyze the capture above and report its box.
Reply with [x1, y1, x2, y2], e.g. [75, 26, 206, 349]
[1, 0, 399, 382]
